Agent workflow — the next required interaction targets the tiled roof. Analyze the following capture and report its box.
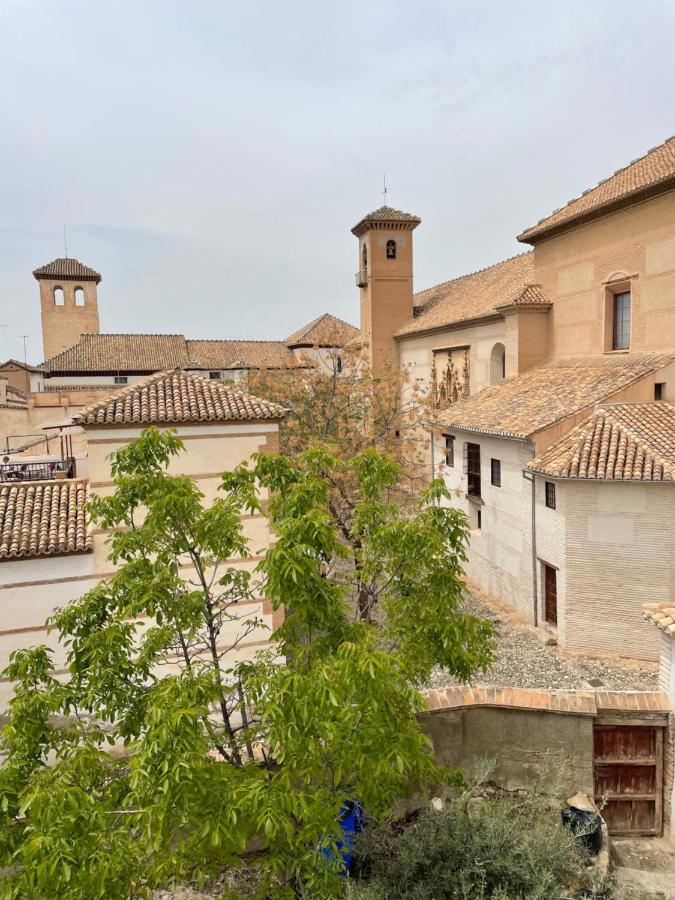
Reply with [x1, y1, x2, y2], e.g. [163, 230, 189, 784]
[440, 354, 671, 440]
[286, 313, 358, 348]
[422, 686, 670, 716]
[529, 402, 675, 481]
[33, 258, 102, 283]
[397, 252, 534, 337]
[643, 603, 675, 637]
[519, 136, 675, 243]
[0, 479, 90, 559]
[351, 205, 421, 236]
[185, 339, 300, 370]
[41, 333, 303, 374]
[41, 333, 190, 373]
[0, 358, 42, 373]
[496, 283, 551, 310]
[73, 370, 287, 426]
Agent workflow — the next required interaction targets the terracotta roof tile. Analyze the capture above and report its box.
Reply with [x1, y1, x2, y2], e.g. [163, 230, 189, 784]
[285, 313, 358, 348]
[0, 358, 42, 373]
[397, 252, 534, 337]
[440, 354, 672, 440]
[0, 479, 90, 559]
[33, 258, 102, 283]
[519, 136, 675, 243]
[73, 369, 287, 426]
[529, 402, 675, 481]
[643, 603, 675, 637]
[185, 339, 300, 370]
[41, 333, 304, 374]
[351, 205, 421, 236]
[495, 283, 552, 310]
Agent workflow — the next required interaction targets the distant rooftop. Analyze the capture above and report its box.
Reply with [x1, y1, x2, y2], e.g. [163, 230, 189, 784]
[286, 313, 358, 348]
[33, 258, 102, 283]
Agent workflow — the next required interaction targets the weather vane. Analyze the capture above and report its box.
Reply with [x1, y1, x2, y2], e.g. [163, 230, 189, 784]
[383, 173, 388, 206]
[63, 225, 69, 259]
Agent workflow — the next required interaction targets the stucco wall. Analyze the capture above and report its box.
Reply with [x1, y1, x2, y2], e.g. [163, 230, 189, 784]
[420, 705, 594, 796]
[438, 429, 535, 620]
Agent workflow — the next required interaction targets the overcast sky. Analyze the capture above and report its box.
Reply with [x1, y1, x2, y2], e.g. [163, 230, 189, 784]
[1, 0, 674, 363]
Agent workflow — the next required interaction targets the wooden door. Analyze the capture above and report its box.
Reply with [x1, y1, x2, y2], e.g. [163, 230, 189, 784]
[593, 725, 663, 835]
[543, 564, 557, 626]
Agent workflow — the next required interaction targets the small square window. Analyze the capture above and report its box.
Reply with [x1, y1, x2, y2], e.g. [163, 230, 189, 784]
[443, 434, 454, 467]
[209, 371, 221, 380]
[655, 382, 664, 401]
[490, 458, 501, 487]
[545, 481, 556, 510]
[114, 375, 128, 385]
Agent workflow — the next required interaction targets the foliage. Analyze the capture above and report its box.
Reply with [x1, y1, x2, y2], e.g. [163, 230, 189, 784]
[347, 788, 612, 900]
[0, 429, 492, 899]
[248, 343, 427, 476]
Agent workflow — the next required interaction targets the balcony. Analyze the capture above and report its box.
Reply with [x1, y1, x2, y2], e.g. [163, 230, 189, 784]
[0, 456, 76, 483]
[355, 270, 368, 288]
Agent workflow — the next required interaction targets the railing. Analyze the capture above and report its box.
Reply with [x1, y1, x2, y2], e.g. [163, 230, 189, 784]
[0, 457, 76, 483]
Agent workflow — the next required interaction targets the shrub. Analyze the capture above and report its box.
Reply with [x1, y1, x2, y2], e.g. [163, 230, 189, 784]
[346, 788, 611, 900]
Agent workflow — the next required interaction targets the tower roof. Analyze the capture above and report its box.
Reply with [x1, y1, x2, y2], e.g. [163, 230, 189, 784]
[33, 258, 102, 283]
[351, 205, 421, 237]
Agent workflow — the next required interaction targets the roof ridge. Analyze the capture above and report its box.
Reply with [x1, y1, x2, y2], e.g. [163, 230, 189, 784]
[414, 250, 533, 299]
[519, 135, 675, 241]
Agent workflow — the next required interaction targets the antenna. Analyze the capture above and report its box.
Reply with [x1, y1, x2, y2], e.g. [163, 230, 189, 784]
[20, 335, 29, 365]
[382, 173, 388, 207]
[63, 225, 69, 259]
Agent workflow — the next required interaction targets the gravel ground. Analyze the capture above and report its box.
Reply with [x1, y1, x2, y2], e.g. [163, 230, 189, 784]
[427, 592, 659, 692]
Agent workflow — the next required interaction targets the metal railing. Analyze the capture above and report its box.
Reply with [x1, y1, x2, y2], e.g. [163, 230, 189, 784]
[0, 457, 76, 484]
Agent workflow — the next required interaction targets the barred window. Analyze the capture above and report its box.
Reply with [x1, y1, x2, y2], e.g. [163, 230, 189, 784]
[612, 291, 631, 350]
[545, 481, 556, 510]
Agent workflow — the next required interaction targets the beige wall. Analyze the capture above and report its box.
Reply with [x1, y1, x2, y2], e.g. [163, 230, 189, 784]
[0, 420, 282, 709]
[559, 480, 672, 661]
[532, 190, 675, 359]
[39, 277, 100, 361]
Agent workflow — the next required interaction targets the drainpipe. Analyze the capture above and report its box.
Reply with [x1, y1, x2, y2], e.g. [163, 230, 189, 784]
[522, 468, 538, 627]
[429, 427, 436, 506]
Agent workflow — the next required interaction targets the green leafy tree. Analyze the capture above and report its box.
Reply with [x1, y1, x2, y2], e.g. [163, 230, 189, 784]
[0, 429, 492, 899]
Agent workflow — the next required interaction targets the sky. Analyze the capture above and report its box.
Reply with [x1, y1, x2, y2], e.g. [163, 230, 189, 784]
[1, 0, 674, 363]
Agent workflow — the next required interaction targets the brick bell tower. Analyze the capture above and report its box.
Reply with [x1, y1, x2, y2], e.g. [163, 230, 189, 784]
[33, 257, 102, 360]
[351, 205, 420, 378]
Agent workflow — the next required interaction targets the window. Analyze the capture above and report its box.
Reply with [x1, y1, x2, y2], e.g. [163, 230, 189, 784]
[545, 481, 556, 510]
[466, 442, 481, 498]
[477, 509, 482, 530]
[443, 433, 454, 467]
[114, 375, 128, 385]
[336, 356, 343, 374]
[490, 342, 506, 385]
[54, 287, 64, 306]
[386, 239, 396, 259]
[362, 243, 367, 269]
[612, 291, 631, 350]
[655, 382, 665, 401]
[490, 458, 501, 487]
[209, 371, 222, 380]
[74, 287, 85, 307]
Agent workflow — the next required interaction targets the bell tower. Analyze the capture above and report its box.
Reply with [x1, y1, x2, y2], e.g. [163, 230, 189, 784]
[352, 206, 420, 378]
[33, 257, 102, 360]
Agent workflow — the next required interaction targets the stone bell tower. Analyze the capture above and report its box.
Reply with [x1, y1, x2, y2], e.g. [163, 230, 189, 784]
[33, 257, 102, 360]
[352, 205, 420, 378]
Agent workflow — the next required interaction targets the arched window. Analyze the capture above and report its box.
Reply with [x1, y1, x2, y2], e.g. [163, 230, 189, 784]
[54, 287, 65, 306]
[74, 287, 85, 307]
[362, 243, 367, 269]
[386, 239, 396, 259]
[490, 342, 506, 384]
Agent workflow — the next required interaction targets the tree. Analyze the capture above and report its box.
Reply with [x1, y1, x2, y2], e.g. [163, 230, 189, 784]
[0, 429, 492, 899]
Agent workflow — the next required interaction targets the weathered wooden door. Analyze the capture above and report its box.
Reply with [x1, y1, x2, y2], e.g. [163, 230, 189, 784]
[593, 724, 663, 835]
[543, 564, 557, 626]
